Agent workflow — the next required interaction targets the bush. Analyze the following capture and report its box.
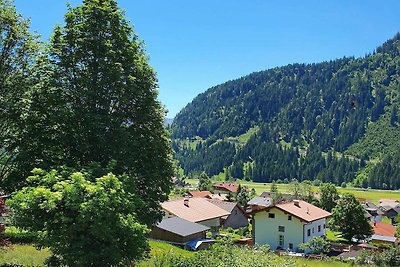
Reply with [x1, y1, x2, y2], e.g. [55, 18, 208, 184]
[341, 182, 347, 188]
[151, 243, 296, 267]
[4, 227, 37, 244]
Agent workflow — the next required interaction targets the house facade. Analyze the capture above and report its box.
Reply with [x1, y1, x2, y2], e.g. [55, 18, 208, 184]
[207, 199, 248, 229]
[252, 200, 330, 251]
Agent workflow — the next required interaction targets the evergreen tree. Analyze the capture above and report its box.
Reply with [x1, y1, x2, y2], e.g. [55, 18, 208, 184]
[197, 172, 212, 191]
[390, 105, 398, 126]
[10, 0, 173, 226]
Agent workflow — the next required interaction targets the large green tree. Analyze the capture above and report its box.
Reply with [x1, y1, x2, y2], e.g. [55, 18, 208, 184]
[318, 183, 339, 212]
[10, 0, 173, 225]
[0, 0, 38, 189]
[8, 168, 149, 266]
[329, 193, 372, 241]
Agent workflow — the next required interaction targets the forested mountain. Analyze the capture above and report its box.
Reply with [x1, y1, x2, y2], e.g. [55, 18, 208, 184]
[172, 33, 400, 189]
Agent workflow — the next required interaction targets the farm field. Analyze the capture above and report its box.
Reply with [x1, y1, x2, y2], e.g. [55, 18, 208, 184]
[185, 179, 400, 205]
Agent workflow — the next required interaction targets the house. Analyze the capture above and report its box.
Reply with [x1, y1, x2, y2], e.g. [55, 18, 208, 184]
[213, 182, 239, 194]
[370, 222, 398, 245]
[188, 191, 212, 198]
[363, 201, 384, 223]
[150, 217, 210, 245]
[207, 199, 248, 229]
[161, 198, 230, 231]
[379, 201, 400, 220]
[251, 200, 331, 251]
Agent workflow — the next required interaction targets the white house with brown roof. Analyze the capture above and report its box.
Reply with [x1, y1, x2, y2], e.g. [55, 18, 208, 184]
[251, 200, 331, 251]
[161, 198, 230, 230]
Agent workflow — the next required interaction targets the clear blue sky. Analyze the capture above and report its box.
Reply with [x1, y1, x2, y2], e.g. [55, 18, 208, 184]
[14, 0, 400, 117]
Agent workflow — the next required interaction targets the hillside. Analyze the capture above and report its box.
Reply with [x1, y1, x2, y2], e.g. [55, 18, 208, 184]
[171, 33, 400, 189]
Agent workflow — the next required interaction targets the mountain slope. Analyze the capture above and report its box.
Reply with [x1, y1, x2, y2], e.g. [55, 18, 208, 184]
[172, 33, 400, 189]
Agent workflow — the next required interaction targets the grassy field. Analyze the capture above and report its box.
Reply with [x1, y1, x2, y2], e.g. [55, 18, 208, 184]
[0, 241, 366, 267]
[186, 179, 400, 205]
[0, 244, 50, 266]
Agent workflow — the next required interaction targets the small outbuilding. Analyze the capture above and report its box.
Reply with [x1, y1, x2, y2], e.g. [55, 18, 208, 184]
[150, 217, 210, 245]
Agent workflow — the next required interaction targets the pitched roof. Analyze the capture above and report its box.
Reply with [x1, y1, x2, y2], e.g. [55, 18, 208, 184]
[379, 199, 398, 203]
[206, 199, 240, 213]
[371, 234, 397, 243]
[379, 201, 400, 209]
[213, 182, 239, 193]
[188, 191, 212, 198]
[274, 200, 331, 223]
[363, 201, 379, 211]
[371, 222, 396, 237]
[161, 198, 230, 223]
[259, 191, 292, 200]
[248, 196, 272, 207]
[155, 217, 210, 237]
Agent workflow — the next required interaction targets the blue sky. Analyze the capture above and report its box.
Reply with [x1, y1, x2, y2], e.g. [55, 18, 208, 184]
[14, 0, 400, 117]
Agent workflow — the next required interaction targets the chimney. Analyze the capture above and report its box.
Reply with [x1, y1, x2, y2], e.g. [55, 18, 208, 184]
[184, 198, 189, 207]
[306, 207, 310, 214]
[294, 200, 300, 207]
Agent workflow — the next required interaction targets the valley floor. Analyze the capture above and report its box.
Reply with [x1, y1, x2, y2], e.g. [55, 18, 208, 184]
[185, 179, 400, 204]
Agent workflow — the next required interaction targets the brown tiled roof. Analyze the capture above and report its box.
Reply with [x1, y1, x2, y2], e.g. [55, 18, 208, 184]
[161, 198, 230, 223]
[213, 182, 239, 193]
[275, 200, 331, 223]
[188, 191, 212, 198]
[371, 222, 396, 237]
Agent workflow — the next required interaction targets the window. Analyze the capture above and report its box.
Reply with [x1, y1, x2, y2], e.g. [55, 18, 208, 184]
[288, 215, 292, 221]
[279, 235, 284, 246]
[268, 213, 275, 218]
[323, 224, 326, 229]
[278, 226, 285, 232]
[318, 225, 321, 232]
[312, 228, 314, 234]
[289, 243, 293, 250]
[307, 229, 311, 237]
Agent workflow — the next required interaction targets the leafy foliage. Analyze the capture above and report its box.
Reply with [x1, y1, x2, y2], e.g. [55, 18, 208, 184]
[318, 183, 339, 212]
[7, 168, 150, 266]
[329, 193, 372, 241]
[0, 0, 38, 189]
[299, 236, 330, 254]
[150, 242, 297, 267]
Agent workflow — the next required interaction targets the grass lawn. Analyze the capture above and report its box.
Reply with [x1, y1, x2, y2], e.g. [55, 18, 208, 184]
[326, 230, 347, 243]
[0, 244, 50, 266]
[185, 179, 400, 205]
[294, 257, 364, 267]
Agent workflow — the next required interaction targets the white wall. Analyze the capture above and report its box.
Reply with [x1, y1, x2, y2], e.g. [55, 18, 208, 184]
[254, 208, 327, 251]
[303, 218, 327, 244]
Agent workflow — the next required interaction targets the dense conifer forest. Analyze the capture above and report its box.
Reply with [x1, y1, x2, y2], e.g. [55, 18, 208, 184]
[172, 33, 400, 189]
